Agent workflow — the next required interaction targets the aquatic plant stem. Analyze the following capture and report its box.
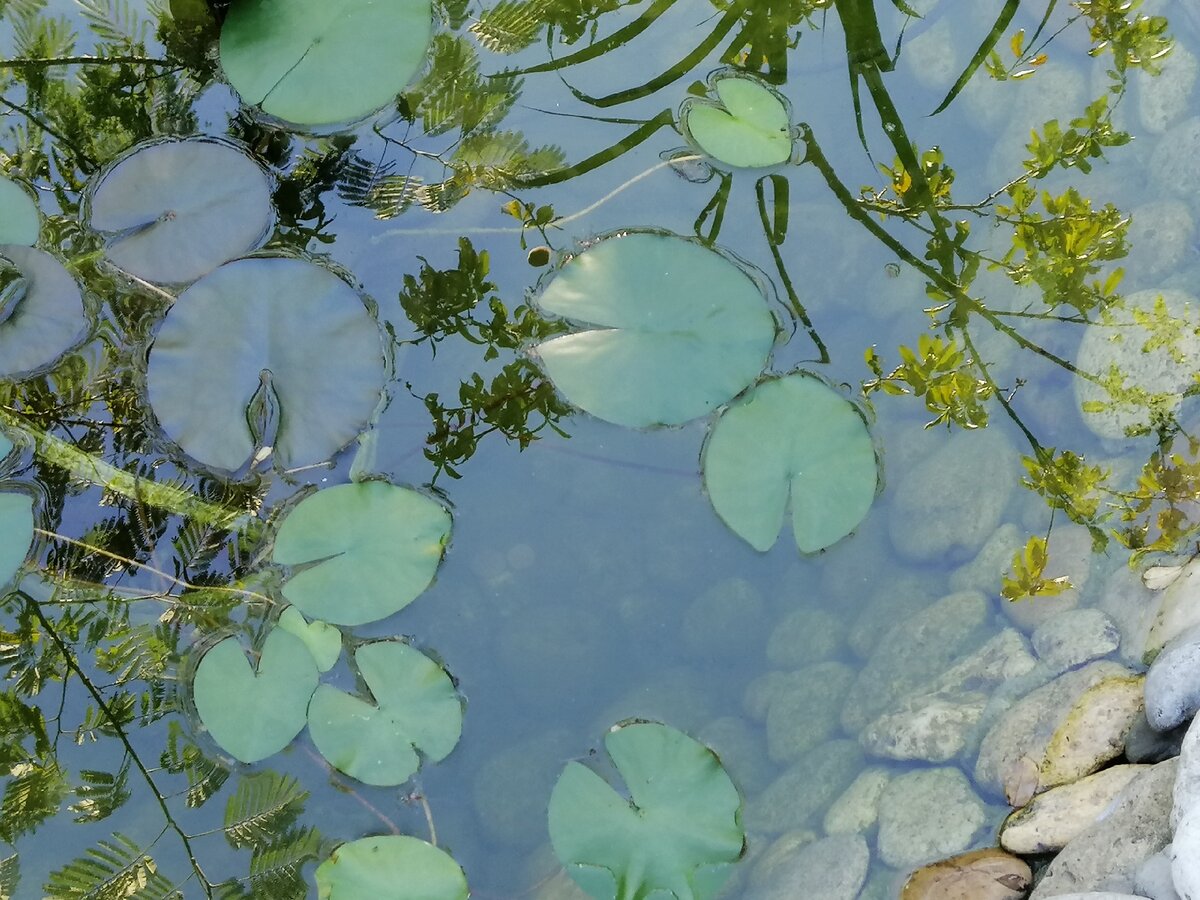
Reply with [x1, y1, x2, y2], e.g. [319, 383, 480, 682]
[26, 597, 216, 898]
[0, 407, 251, 527]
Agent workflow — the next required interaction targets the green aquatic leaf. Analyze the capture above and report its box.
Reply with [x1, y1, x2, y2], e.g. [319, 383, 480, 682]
[532, 232, 776, 427]
[681, 74, 793, 168]
[219, 0, 434, 127]
[307, 641, 462, 786]
[0, 178, 39, 246]
[190, 628, 319, 764]
[315, 836, 467, 900]
[272, 481, 451, 627]
[702, 372, 879, 553]
[146, 256, 386, 472]
[548, 721, 744, 900]
[0, 246, 86, 377]
[276, 607, 341, 673]
[86, 138, 274, 284]
[0, 492, 33, 590]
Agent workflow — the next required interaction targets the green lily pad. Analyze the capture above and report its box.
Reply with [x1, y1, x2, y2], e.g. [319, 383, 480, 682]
[272, 481, 451, 627]
[145, 256, 386, 472]
[190, 627, 319, 763]
[219, 0, 434, 127]
[86, 138, 274, 284]
[548, 721, 744, 900]
[307, 641, 462, 786]
[277, 606, 341, 673]
[0, 177, 39, 246]
[681, 74, 793, 168]
[701, 372, 879, 553]
[532, 232, 776, 427]
[315, 836, 467, 900]
[0, 246, 87, 377]
[0, 492, 34, 589]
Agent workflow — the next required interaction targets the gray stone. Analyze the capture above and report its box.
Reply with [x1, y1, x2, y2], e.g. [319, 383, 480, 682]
[847, 574, 938, 659]
[698, 716, 773, 795]
[1125, 199, 1197, 283]
[1171, 713, 1200, 830]
[842, 590, 992, 734]
[999, 765, 1150, 854]
[1028, 758, 1177, 898]
[1174, 808, 1200, 900]
[1096, 562, 1160, 666]
[473, 728, 573, 848]
[1125, 711, 1187, 764]
[974, 660, 1137, 799]
[682, 576, 768, 660]
[899, 848, 1031, 900]
[1002, 525, 1094, 633]
[1039, 674, 1145, 790]
[745, 833, 869, 900]
[823, 766, 891, 835]
[1145, 623, 1200, 730]
[1133, 850, 1179, 900]
[766, 604, 846, 667]
[1145, 558, 1200, 660]
[1139, 43, 1199, 133]
[766, 662, 855, 762]
[748, 739, 864, 834]
[890, 428, 1018, 563]
[1033, 609, 1122, 671]
[876, 768, 987, 869]
[1152, 118, 1200, 211]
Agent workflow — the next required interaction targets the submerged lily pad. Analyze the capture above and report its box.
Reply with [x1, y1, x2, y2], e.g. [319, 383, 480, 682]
[190, 627, 319, 763]
[315, 836, 467, 900]
[0, 177, 39, 246]
[532, 232, 776, 427]
[272, 481, 451, 627]
[0, 246, 86, 376]
[548, 721, 744, 900]
[87, 138, 273, 284]
[146, 256, 385, 472]
[702, 372, 878, 553]
[307, 641, 462, 786]
[681, 74, 793, 168]
[219, 0, 433, 127]
[0, 492, 34, 589]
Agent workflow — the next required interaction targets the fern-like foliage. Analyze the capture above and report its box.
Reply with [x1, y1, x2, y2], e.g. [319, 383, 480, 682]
[336, 155, 426, 220]
[451, 130, 566, 189]
[0, 761, 68, 842]
[241, 827, 321, 899]
[45, 832, 180, 899]
[223, 773, 308, 851]
[408, 35, 520, 136]
[470, 0, 550, 53]
[75, 0, 148, 44]
[160, 723, 229, 808]
[0, 852, 19, 900]
[70, 760, 132, 824]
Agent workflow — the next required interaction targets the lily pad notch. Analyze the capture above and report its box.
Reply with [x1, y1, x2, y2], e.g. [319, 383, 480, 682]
[679, 70, 795, 169]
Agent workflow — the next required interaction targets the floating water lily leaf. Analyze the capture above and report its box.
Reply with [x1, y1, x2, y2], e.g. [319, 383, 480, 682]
[190, 628, 319, 763]
[0, 246, 86, 377]
[0, 492, 34, 589]
[0, 177, 39, 246]
[272, 481, 451, 627]
[219, 0, 433, 127]
[681, 75, 792, 168]
[548, 721, 744, 900]
[532, 233, 776, 427]
[315, 836, 467, 900]
[307, 641, 462, 786]
[702, 373, 878, 553]
[146, 257, 385, 472]
[87, 138, 273, 284]
[277, 606, 341, 673]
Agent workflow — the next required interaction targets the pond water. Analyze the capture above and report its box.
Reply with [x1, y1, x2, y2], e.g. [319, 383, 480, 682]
[1, 0, 1199, 897]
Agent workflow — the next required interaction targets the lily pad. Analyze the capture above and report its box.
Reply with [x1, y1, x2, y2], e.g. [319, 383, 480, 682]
[680, 74, 793, 168]
[315, 836, 467, 900]
[271, 481, 451, 627]
[219, 0, 434, 127]
[0, 246, 87, 377]
[146, 256, 386, 472]
[0, 177, 39, 246]
[307, 641, 462, 786]
[0, 492, 34, 589]
[277, 606, 341, 673]
[701, 372, 878, 553]
[532, 232, 776, 427]
[190, 627, 319, 763]
[548, 721, 744, 900]
[86, 138, 274, 284]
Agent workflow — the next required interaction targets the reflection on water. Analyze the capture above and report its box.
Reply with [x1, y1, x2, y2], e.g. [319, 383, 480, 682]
[1, 0, 1199, 896]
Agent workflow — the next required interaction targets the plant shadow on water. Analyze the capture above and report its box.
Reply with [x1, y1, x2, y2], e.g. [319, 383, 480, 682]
[0, 0, 1199, 897]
